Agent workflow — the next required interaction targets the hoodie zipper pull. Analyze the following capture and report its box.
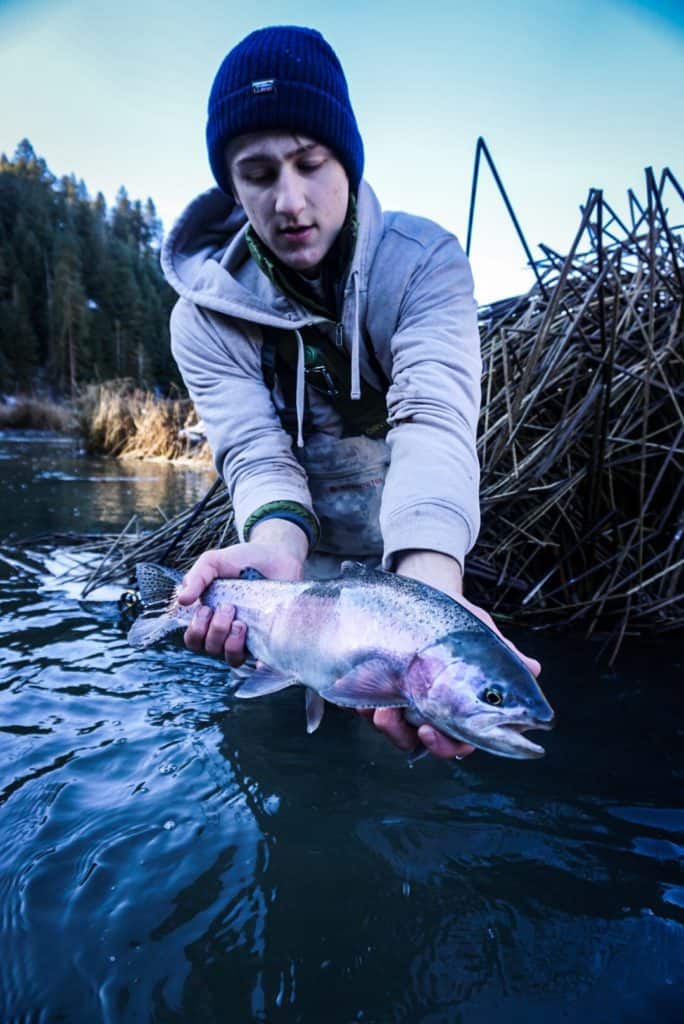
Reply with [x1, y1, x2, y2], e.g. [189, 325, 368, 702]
[335, 322, 344, 349]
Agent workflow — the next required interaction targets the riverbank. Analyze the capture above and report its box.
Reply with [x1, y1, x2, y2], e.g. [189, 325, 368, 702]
[0, 382, 211, 464]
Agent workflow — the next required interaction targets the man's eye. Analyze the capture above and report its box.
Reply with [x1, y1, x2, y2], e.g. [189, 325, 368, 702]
[239, 167, 274, 184]
[299, 160, 325, 172]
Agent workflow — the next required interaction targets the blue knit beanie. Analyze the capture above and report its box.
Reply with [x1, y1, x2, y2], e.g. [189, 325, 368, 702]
[206, 26, 364, 195]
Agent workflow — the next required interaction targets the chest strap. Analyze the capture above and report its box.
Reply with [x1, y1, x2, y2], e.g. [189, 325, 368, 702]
[261, 323, 389, 441]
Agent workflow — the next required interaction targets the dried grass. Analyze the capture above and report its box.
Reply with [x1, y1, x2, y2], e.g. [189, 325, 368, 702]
[78, 380, 211, 462]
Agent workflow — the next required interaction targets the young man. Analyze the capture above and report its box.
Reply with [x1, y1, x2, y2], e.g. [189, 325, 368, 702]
[163, 26, 540, 760]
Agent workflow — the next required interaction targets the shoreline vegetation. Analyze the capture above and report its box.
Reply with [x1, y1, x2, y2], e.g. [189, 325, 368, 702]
[0, 382, 211, 463]
[78, 381, 210, 463]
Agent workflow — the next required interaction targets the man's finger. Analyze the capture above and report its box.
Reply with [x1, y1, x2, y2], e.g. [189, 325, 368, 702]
[418, 725, 475, 761]
[519, 653, 541, 677]
[204, 604, 236, 657]
[183, 604, 212, 652]
[372, 708, 416, 751]
[178, 550, 241, 606]
[224, 619, 247, 668]
[178, 553, 220, 606]
[499, 636, 541, 678]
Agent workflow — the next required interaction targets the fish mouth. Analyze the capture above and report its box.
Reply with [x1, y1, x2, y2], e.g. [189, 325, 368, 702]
[483, 720, 554, 759]
[449, 717, 555, 760]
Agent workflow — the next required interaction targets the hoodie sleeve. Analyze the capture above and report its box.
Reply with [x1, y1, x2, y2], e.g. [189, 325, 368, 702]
[379, 234, 481, 572]
[170, 298, 318, 546]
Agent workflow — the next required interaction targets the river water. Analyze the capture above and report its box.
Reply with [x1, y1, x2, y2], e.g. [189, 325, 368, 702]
[0, 432, 681, 1024]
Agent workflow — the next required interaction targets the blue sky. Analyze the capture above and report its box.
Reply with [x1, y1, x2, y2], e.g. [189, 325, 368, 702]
[1, 0, 682, 302]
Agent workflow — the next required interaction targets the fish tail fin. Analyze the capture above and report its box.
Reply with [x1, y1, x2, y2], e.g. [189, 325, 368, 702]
[136, 563, 184, 608]
[127, 563, 185, 649]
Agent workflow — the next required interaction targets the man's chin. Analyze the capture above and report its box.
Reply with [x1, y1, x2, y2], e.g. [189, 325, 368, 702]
[277, 250, 324, 276]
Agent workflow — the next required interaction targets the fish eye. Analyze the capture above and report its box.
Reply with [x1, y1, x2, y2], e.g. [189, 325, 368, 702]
[483, 686, 503, 706]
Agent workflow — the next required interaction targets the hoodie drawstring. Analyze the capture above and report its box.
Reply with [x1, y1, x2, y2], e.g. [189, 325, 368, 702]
[294, 329, 305, 449]
[350, 270, 362, 401]
[292, 271, 362, 446]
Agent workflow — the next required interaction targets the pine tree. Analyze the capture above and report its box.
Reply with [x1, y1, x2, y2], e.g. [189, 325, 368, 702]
[0, 140, 179, 396]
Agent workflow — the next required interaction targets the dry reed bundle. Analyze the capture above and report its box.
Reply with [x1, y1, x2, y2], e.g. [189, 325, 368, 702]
[78, 380, 211, 461]
[60, 169, 684, 659]
[467, 168, 683, 656]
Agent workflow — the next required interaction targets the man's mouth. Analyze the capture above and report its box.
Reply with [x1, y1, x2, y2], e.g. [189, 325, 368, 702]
[279, 224, 315, 242]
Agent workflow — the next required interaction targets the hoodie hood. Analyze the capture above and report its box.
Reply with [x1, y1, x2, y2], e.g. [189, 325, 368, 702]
[161, 180, 384, 329]
[161, 180, 386, 444]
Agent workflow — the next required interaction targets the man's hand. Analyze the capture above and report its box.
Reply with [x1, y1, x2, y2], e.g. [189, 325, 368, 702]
[362, 549, 542, 762]
[357, 707, 475, 760]
[180, 519, 307, 665]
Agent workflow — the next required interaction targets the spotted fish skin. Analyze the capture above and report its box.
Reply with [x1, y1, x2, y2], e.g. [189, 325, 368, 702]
[128, 561, 554, 759]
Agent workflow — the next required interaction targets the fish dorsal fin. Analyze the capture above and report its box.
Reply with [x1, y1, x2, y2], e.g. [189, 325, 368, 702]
[239, 566, 267, 581]
[321, 658, 408, 710]
[340, 560, 372, 577]
[305, 689, 326, 734]
[136, 563, 183, 608]
[234, 666, 300, 699]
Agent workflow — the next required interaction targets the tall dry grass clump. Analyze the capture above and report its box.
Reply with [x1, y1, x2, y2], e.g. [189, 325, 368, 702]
[78, 381, 210, 462]
[0, 396, 76, 433]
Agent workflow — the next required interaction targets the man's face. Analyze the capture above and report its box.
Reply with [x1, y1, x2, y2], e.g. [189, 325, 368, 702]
[228, 132, 350, 277]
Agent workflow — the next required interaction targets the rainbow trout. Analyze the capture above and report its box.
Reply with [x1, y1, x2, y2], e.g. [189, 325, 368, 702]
[128, 562, 554, 759]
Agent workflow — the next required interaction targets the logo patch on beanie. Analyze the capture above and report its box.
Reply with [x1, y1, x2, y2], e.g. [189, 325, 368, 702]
[252, 79, 276, 95]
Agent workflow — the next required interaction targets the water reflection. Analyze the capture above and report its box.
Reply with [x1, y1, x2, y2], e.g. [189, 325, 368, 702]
[0, 430, 214, 539]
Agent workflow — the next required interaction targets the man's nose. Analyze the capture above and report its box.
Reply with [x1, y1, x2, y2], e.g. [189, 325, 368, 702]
[274, 169, 306, 219]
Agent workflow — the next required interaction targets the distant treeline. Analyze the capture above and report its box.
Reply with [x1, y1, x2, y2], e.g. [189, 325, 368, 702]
[0, 139, 180, 396]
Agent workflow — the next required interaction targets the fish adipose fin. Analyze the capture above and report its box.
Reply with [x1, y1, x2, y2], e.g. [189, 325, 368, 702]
[322, 658, 408, 710]
[305, 689, 326, 734]
[235, 666, 300, 699]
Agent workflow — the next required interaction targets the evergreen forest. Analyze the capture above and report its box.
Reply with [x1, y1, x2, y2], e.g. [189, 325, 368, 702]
[0, 139, 179, 396]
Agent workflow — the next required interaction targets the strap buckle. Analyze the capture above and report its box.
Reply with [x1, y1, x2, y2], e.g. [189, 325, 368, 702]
[306, 364, 341, 399]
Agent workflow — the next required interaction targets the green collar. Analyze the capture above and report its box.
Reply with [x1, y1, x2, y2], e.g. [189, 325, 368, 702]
[246, 194, 358, 320]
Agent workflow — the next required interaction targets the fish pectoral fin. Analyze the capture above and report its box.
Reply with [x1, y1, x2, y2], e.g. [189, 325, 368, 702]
[234, 665, 299, 699]
[305, 689, 326, 734]
[321, 658, 408, 710]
